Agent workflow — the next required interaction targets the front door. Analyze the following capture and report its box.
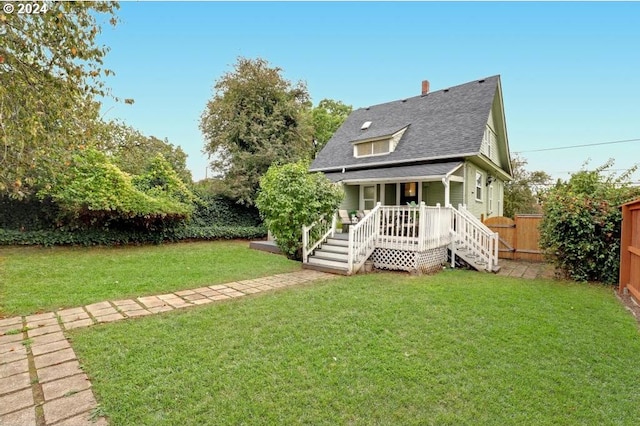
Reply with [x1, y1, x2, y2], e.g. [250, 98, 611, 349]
[400, 182, 419, 205]
[361, 185, 376, 210]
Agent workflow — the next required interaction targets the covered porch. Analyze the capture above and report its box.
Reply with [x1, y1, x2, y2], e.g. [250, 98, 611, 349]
[323, 161, 465, 211]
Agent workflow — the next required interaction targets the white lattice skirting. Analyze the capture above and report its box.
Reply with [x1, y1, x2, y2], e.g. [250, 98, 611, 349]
[370, 246, 448, 274]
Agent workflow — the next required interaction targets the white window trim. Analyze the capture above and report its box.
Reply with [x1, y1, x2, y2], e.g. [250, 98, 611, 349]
[488, 184, 494, 214]
[353, 139, 391, 158]
[475, 171, 483, 202]
[360, 184, 377, 210]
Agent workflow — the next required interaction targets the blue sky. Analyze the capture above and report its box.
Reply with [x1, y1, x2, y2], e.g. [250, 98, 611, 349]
[97, 1, 640, 183]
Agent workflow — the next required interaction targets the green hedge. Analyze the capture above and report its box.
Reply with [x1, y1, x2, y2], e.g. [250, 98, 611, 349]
[0, 225, 266, 247]
[191, 194, 261, 227]
[0, 196, 60, 231]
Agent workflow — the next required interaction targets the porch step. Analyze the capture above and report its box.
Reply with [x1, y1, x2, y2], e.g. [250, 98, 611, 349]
[326, 237, 349, 247]
[450, 248, 500, 273]
[313, 249, 348, 262]
[320, 242, 349, 254]
[304, 257, 349, 275]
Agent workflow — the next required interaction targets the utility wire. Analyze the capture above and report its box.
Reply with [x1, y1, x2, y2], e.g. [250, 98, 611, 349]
[514, 138, 640, 153]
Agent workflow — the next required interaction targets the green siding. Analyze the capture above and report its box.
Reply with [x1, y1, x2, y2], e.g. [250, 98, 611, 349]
[465, 162, 486, 218]
[423, 182, 445, 206]
[451, 182, 464, 207]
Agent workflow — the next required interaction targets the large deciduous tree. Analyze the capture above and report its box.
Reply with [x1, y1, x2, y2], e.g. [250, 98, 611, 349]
[200, 57, 313, 205]
[503, 155, 551, 218]
[0, 1, 119, 197]
[311, 99, 352, 157]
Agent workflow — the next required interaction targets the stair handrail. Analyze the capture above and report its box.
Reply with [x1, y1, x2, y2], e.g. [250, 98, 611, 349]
[452, 204, 499, 271]
[302, 212, 337, 264]
[347, 203, 381, 274]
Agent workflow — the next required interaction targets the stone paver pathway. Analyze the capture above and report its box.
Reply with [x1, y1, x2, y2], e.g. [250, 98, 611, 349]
[0, 269, 334, 426]
[497, 259, 556, 280]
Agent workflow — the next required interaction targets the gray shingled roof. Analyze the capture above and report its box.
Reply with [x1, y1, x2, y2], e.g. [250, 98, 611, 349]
[322, 161, 463, 183]
[310, 75, 500, 172]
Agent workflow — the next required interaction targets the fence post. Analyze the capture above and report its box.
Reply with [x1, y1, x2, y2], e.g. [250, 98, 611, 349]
[619, 202, 632, 294]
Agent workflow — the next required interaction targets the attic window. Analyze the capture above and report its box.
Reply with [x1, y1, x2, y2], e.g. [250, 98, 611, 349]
[352, 126, 408, 159]
[361, 121, 372, 130]
[355, 139, 390, 157]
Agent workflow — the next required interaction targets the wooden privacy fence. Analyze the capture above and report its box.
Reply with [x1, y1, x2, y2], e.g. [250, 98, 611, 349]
[483, 214, 543, 262]
[619, 198, 640, 300]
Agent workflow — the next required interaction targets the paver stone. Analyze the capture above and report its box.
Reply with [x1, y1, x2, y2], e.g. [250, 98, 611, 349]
[34, 348, 76, 369]
[0, 372, 30, 395]
[42, 373, 91, 401]
[42, 389, 97, 425]
[0, 388, 35, 416]
[38, 360, 83, 384]
[0, 406, 36, 426]
[0, 358, 29, 379]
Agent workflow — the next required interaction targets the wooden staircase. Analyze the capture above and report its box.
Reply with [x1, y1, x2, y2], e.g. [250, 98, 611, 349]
[303, 233, 350, 275]
[450, 242, 501, 273]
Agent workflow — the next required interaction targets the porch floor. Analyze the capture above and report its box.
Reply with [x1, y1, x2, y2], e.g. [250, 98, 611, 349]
[249, 240, 282, 254]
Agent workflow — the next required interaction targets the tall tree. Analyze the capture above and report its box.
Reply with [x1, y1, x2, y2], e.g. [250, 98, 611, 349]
[0, 1, 119, 197]
[200, 57, 313, 205]
[94, 120, 192, 184]
[311, 99, 352, 157]
[503, 155, 551, 218]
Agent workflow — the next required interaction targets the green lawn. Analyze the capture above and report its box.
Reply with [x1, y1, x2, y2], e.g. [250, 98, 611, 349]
[70, 271, 640, 425]
[0, 241, 298, 316]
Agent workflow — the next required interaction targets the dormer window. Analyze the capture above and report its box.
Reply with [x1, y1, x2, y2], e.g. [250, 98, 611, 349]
[351, 125, 409, 159]
[355, 139, 391, 157]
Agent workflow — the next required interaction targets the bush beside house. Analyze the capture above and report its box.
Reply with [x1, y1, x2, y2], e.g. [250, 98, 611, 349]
[256, 160, 343, 260]
[540, 162, 639, 284]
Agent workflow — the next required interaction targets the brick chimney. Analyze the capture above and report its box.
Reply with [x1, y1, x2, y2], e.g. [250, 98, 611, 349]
[421, 80, 430, 95]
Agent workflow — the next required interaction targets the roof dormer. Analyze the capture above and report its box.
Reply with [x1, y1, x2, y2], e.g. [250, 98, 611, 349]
[351, 124, 409, 158]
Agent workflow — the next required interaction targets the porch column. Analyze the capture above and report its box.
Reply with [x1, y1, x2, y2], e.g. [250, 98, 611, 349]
[442, 177, 451, 207]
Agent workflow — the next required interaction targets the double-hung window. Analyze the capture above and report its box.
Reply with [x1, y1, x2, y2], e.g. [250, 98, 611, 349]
[475, 171, 483, 201]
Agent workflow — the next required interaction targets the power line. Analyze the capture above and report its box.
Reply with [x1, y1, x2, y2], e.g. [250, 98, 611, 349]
[514, 138, 640, 154]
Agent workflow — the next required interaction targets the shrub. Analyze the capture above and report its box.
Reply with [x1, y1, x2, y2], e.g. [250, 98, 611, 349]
[539, 161, 639, 284]
[191, 193, 262, 228]
[0, 225, 266, 247]
[255, 160, 343, 260]
[39, 149, 193, 230]
[0, 195, 60, 231]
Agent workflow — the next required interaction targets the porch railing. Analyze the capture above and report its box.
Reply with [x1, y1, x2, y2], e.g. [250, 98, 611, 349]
[451, 204, 499, 271]
[302, 212, 337, 264]
[376, 203, 453, 251]
[347, 203, 382, 274]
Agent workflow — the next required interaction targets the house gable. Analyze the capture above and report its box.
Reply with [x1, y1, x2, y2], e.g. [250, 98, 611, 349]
[480, 80, 512, 177]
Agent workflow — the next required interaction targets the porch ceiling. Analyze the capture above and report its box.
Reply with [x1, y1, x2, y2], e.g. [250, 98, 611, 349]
[323, 161, 463, 184]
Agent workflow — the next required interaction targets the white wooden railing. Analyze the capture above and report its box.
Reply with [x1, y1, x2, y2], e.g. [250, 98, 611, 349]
[347, 203, 382, 274]
[450, 204, 499, 271]
[302, 203, 498, 274]
[302, 213, 337, 263]
[375, 203, 452, 251]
